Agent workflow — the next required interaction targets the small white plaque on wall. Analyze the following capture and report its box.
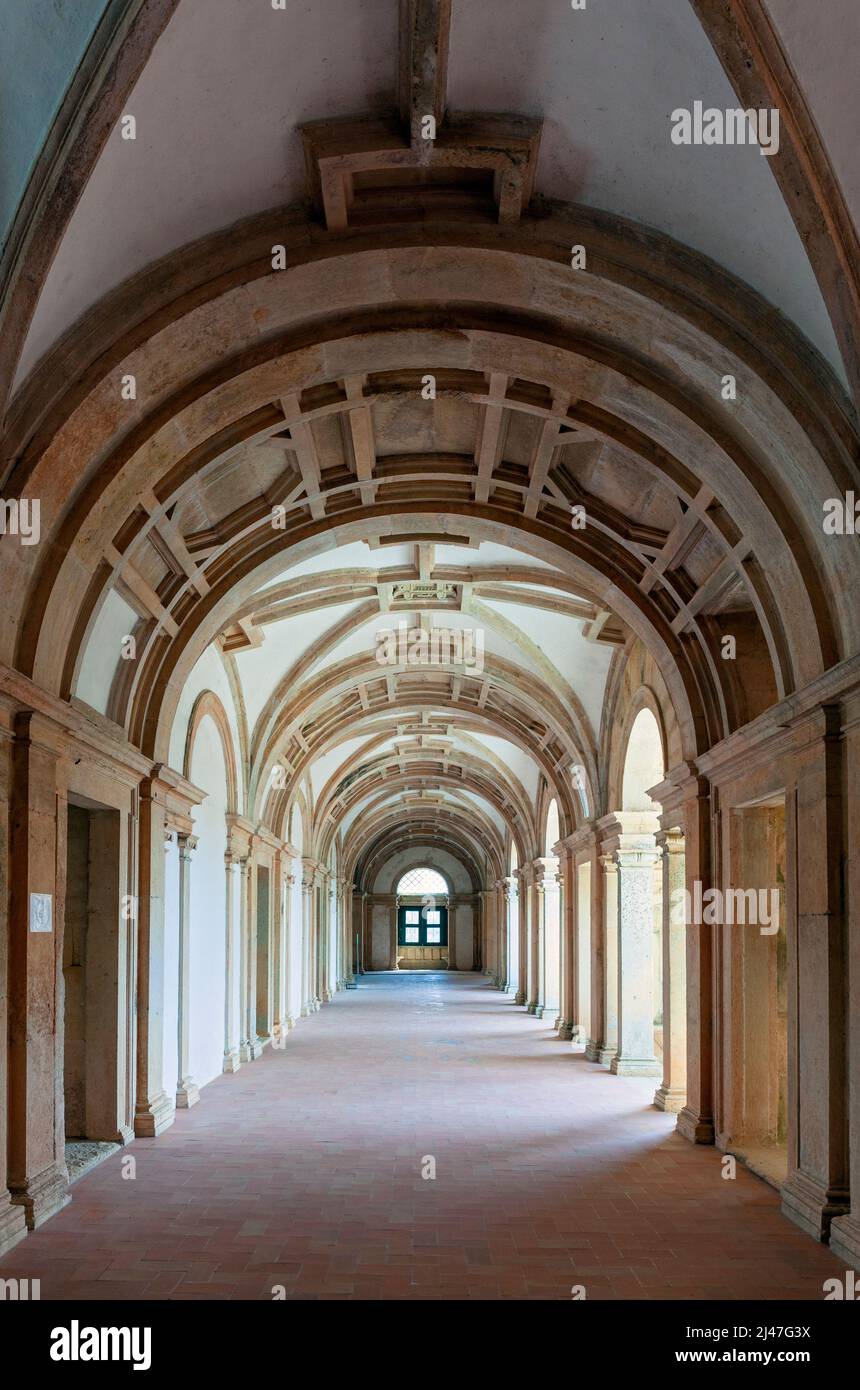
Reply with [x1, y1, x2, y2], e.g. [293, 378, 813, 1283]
[29, 893, 53, 933]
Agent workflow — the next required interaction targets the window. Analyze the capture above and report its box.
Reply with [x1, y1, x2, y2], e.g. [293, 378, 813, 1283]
[396, 867, 449, 897]
[397, 904, 449, 947]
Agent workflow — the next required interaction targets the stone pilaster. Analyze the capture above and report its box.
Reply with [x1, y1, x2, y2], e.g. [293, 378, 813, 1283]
[675, 774, 715, 1145]
[222, 851, 240, 1073]
[592, 827, 619, 1066]
[239, 856, 261, 1060]
[654, 828, 687, 1111]
[175, 833, 200, 1108]
[133, 782, 177, 1137]
[610, 825, 661, 1077]
[300, 862, 315, 1014]
[514, 864, 531, 1005]
[781, 706, 849, 1241]
[533, 857, 560, 1022]
[6, 712, 69, 1230]
[557, 844, 576, 1039]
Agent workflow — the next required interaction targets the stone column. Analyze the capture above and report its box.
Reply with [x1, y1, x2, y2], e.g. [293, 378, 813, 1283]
[313, 873, 323, 1007]
[284, 874, 297, 1025]
[654, 829, 686, 1110]
[272, 855, 289, 1039]
[133, 778, 176, 1137]
[558, 844, 576, 1039]
[676, 774, 715, 1144]
[505, 876, 519, 995]
[446, 899, 457, 971]
[499, 877, 514, 993]
[481, 889, 496, 981]
[175, 833, 199, 1107]
[321, 875, 334, 1002]
[611, 832, 661, 1076]
[496, 879, 509, 991]
[514, 865, 530, 1005]
[781, 706, 849, 1242]
[6, 712, 70, 1230]
[223, 851, 240, 1072]
[832, 692, 860, 1265]
[534, 858, 561, 1022]
[594, 851, 618, 1065]
[0, 714, 27, 1255]
[300, 865, 314, 1015]
[527, 870, 540, 1013]
[238, 856, 261, 1061]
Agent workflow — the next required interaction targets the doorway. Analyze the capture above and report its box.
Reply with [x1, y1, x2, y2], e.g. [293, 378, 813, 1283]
[63, 800, 124, 1180]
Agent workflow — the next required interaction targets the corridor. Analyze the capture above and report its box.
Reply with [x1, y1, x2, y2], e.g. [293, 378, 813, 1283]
[0, 974, 845, 1302]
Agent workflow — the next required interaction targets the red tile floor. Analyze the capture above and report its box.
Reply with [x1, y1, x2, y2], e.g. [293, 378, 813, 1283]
[1, 972, 848, 1300]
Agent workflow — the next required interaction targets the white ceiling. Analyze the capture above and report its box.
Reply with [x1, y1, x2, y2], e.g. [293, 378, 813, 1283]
[15, 0, 845, 387]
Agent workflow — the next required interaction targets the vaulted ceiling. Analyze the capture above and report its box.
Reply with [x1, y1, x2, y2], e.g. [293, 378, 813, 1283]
[3, 0, 859, 889]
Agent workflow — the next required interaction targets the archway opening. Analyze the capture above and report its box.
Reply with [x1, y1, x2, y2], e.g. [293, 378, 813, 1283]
[610, 708, 665, 1077]
[395, 867, 450, 971]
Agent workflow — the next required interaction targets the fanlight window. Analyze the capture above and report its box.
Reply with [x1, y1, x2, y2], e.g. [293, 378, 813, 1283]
[396, 867, 449, 897]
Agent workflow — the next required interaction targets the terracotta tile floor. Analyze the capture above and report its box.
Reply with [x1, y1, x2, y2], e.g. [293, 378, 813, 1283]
[1, 972, 848, 1300]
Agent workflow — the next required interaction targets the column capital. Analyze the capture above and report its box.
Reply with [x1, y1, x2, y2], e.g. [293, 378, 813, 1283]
[613, 837, 661, 870]
[531, 856, 560, 891]
[178, 832, 198, 859]
[655, 827, 685, 854]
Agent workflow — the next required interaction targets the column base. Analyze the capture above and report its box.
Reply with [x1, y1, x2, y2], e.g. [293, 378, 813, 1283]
[514, 991, 526, 1005]
[781, 1169, 849, 1243]
[610, 1056, 661, 1077]
[240, 1039, 263, 1062]
[526, 1002, 538, 1015]
[829, 1213, 860, 1265]
[134, 1090, 176, 1138]
[597, 1045, 617, 1067]
[10, 1161, 70, 1231]
[222, 1049, 241, 1074]
[0, 1194, 28, 1256]
[676, 1105, 715, 1145]
[300, 1003, 312, 1018]
[584, 1037, 601, 1062]
[176, 1078, 200, 1109]
[654, 1084, 687, 1113]
[557, 1021, 574, 1041]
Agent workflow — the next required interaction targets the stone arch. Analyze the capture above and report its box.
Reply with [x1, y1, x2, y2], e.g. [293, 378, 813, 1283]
[182, 689, 238, 816]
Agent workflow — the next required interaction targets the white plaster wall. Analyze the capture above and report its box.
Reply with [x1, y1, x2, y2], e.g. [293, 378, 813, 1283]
[765, 0, 860, 239]
[161, 836, 180, 1099]
[74, 590, 139, 714]
[370, 845, 471, 894]
[188, 715, 228, 1089]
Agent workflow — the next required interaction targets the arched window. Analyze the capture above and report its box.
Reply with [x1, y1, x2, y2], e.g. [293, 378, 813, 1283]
[396, 866, 449, 897]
